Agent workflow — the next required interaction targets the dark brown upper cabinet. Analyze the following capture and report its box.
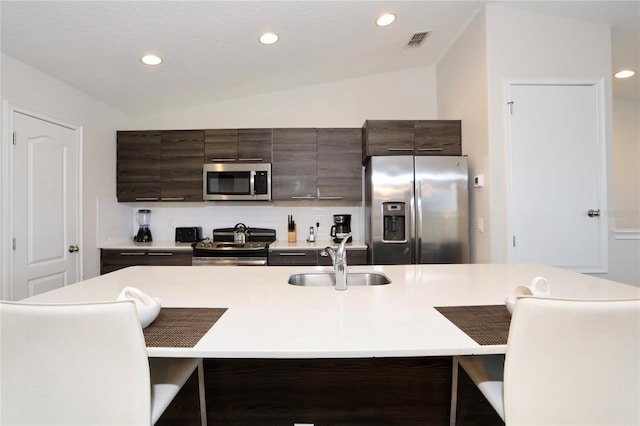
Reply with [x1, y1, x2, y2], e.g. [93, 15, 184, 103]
[272, 128, 363, 202]
[272, 128, 318, 200]
[117, 130, 162, 202]
[414, 121, 462, 155]
[117, 130, 204, 202]
[204, 128, 272, 163]
[362, 120, 461, 162]
[317, 128, 362, 201]
[160, 130, 205, 201]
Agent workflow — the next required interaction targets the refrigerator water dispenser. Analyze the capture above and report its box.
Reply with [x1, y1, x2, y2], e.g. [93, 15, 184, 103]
[382, 202, 406, 242]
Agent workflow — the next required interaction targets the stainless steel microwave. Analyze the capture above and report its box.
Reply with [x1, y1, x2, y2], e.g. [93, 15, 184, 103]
[203, 163, 271, 201]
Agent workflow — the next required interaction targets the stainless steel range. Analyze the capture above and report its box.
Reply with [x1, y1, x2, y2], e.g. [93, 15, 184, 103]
[192, 223, 276, 266]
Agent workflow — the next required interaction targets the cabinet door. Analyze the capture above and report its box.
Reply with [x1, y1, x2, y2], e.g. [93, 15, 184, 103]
[100, 249, 148, 274]
[317, 128, 362, 201]
[146, 251, 193, 266]
[161, 130, 205, 201]
[204, 129, 238, 162]
[100, 249, 192, 274]
[363, 120, 414, 160]
[317, 249, 368, 266]
[414, 121, 461, 155]
[272, 128, 317, 200]
[269, 250, 318, 266]
[117, 131, 161, 202]
[238, 129, 272, 162]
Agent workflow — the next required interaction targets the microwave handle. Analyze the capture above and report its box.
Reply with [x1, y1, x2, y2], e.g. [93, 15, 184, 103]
[250, 171, 256, 195]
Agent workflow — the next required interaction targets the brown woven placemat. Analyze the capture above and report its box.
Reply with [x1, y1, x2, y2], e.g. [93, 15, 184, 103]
[435, 305, 511, 346]
[143, 307, 227, 348]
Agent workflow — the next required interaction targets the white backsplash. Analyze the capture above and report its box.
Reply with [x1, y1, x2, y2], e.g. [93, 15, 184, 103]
[121, 202, 364, 243]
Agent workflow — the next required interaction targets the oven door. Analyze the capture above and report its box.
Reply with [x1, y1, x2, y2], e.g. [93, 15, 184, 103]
[192, 256, 267, 266]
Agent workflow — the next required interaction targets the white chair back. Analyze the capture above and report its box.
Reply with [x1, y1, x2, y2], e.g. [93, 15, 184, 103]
[1, 301, 152, 425]
[504, 297, 640, 425]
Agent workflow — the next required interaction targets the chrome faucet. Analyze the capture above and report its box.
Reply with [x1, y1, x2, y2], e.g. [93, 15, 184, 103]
[324, 233, 352, 291]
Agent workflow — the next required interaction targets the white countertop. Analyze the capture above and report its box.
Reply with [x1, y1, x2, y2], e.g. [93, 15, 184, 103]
[99, 240, 367, 250]
[24, 264, 639, 359]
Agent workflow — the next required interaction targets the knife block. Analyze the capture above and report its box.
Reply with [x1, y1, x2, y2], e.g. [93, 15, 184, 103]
[288, 227, 296, 243]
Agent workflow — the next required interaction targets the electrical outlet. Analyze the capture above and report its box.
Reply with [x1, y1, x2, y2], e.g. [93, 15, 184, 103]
[477, 218, 484, 233]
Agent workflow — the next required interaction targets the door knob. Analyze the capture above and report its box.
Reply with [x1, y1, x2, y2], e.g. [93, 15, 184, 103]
[587, 209, 600, 217]
[68, 244, 79, 253]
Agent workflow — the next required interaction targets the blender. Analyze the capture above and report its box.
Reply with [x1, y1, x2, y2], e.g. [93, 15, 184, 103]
[134, 209, 153, 242]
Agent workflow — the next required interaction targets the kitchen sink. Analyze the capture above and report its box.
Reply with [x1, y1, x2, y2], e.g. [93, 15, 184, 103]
[288, 272, 391, 286]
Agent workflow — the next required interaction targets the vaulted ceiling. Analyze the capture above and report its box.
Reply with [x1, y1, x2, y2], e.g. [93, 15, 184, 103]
[2, 1, 638, 116]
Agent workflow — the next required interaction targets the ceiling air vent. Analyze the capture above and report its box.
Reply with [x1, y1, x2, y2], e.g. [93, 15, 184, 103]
[406, 31, 431, 48]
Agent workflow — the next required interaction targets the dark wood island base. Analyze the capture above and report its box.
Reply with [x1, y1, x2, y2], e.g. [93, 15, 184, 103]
[156, 357, 503, 426]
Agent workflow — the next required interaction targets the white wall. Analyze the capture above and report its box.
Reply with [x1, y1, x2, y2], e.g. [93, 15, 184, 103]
[436, 5, 640, 285]
[436, 9, 490, 264]
[1, 54, 134, 281]
[131, 66, 438, 129]
[612, 97, 640, 230]
[484, 4, 614, 264]
[604, 97, 640, 285]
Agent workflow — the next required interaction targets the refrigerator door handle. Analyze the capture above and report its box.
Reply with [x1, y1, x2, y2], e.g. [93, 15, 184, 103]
[416, 180, 423, 263]
[409, 180, 416, 264]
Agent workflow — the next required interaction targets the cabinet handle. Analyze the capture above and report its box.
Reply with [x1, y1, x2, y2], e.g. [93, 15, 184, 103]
[238, 158, 263, 162]
[135, 197, 159, 201]
[120, 252, 146, 256]
[417, 148, 444, 152]
[210, 158, 235, 162]
[318, 196, 343, 200]
[387, 148, 414, 152]
[160, 197, 185, 201]
[291, 196, 316, 200]
[278, 252, 307, 256]
[147, 252, 174, 256]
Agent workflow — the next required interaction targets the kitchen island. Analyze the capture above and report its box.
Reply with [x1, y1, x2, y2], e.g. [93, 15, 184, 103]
[23, 264, 639, 426]
[26, 263, 638, 358]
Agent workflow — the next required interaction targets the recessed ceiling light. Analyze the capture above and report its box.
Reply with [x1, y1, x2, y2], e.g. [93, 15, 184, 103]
[259, 33, 279, 45]
[614, 69, 635, 79]
[376, 13, 396, 27]
[141, 54, 162, 65]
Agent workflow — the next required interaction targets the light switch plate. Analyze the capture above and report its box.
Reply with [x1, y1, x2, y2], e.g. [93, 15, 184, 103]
[473, 174, 485, 187]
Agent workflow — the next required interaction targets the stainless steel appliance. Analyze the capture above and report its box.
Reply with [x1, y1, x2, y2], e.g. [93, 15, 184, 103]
[330, 214, 352, 243]
[203, 163, 271, 201]
[192, 224, 276, 266]
[365, 156, 469, 264]
[134, 209, 152, 242]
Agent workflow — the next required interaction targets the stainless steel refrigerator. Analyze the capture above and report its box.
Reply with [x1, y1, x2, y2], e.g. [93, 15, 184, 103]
[365, 156, 469, 264]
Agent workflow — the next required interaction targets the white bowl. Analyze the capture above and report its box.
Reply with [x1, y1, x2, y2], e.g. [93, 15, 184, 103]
[505, 285, 533, 315]
[137, 297, 162, 328]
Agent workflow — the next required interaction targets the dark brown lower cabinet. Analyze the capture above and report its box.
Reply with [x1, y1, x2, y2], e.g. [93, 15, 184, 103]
[100, 249, 192, 274]
[269, 249, 367, 266]
[156, 357, 503, 426]
[268, 249, 318, 266]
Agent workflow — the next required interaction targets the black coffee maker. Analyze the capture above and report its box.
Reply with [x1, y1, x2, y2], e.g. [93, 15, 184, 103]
[330, 214, 352, 243]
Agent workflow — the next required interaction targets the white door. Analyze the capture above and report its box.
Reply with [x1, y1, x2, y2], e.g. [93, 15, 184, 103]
[11, 110, 81, 300]
[507, 83, 607, 272]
